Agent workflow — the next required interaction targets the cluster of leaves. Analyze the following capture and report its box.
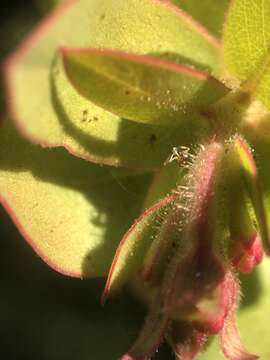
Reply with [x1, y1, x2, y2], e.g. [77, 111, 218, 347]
[2, 0, 270, 359]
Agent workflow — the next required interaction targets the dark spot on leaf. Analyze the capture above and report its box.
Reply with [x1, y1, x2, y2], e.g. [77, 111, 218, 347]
[82, 109, 89, 122]
[125, 90, 131, 95]
[150, 134, 157, 144]
[100, 13, 105, 21]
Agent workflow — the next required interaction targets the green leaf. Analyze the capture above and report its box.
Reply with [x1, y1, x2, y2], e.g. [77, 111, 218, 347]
[5, 0, 220, 169]
[141, 161, 183, 284]
[170, 0, 229, 38]
[143, 160, 183, 208]
[102, 194, 177, 302]
[52, 53, 212, 170]
[198, 258, 270, 359]
[0, 118, 151, 277]
[142, 205, 182, 285]
[230, 136, 270, 254]
[223, 0, 270, 110]
[241, 129, 270, 262]
[61, 48, 228, 126]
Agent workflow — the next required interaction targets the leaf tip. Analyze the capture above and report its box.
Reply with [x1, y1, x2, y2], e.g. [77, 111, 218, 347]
[100, 288, 109, 306]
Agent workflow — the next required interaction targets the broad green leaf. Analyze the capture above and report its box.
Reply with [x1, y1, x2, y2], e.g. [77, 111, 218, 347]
[223, 0, 270, 110]
[62, 48, 228, 126]
[52, 52, 212, 169]
[198, 258, 270, 359]
[171, 0, 229, 38]
[6, 0, 220, 169]
[0, 119, 151, 277]
[102, 194, 177, 302]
